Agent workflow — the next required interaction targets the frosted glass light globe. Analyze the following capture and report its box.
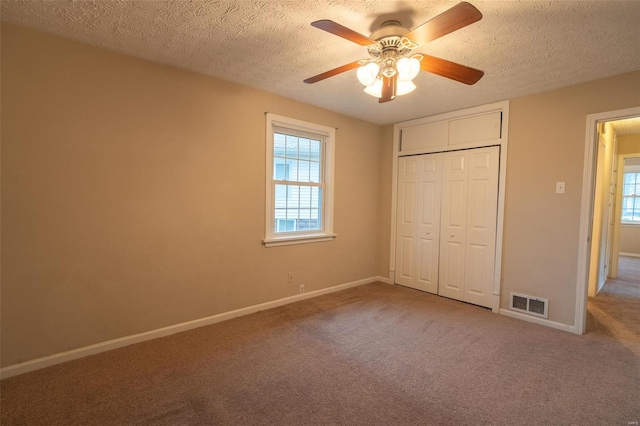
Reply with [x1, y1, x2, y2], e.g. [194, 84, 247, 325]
[396, 57, 421, 81]
[363, 78, 383, 98]
[357, 63, 380, 87]
[396, 80, 416, 96]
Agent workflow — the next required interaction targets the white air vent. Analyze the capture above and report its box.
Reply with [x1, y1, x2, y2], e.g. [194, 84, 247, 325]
[509, 292, 549, 318]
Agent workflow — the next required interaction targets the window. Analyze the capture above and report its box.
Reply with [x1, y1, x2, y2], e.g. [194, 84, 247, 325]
[264, 113, 335, 247]
[622, 171, 640, 224]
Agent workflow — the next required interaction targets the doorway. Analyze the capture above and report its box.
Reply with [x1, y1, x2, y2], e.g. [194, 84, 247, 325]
[578, 107, 640, 334]
[588, 152, 640, 337]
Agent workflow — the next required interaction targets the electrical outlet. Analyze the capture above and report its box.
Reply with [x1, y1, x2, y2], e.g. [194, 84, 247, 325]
[288, 272, 294, 283]
[299, 284, 305, 294]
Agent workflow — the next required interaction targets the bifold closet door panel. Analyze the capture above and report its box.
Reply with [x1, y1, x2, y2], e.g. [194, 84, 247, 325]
[463, 147, 499, 307]
[415, 157, 441, 293]
[395, 156, 441, 293]
[438, 152, 469, 301]
[395, 157, 418, 287]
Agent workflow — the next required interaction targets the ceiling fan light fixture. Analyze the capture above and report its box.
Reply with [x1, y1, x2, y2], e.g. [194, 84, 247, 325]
[305, 3, 485, 102]
[381, 65, 396, 78]
[396, 79, 416, 96]
[356, 62, 380, 87]
[396, 57, 421, 81]
[363, 78, 383, 98]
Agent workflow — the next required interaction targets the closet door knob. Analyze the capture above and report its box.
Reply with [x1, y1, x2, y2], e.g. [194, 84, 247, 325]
[450, 234, 455, 237]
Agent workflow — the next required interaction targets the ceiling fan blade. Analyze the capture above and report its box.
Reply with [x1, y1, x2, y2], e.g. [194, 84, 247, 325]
[379, 75, 397, 103]
[404, 2, 482, 46]
[303, 61, 362, 84]
[420, 55, 484, 85]
[311, 20, 377, 46]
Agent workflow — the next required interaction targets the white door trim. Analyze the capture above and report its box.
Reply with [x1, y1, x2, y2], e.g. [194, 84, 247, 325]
[576, 106, 640, 334]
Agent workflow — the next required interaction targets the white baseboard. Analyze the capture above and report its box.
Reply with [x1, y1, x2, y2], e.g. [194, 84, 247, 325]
[1, 276, 385, 380]
[500, 309, 577, 334]
[619, 252, 640, 258]
[376, 275, 392, 284]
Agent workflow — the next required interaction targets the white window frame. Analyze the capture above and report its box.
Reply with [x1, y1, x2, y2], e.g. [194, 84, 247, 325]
[621, 169, 640, 225]
[264, 113, 336, 247]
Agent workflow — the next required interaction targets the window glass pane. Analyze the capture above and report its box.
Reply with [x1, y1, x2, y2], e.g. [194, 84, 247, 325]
[623, 182, 634, 197]
[287, 185, 299, 209]
[286, 158, 298, 181]
[310, 140, 321, 162]
[273, 184, 324, 233]
[298, 139, 310, 160]
[622, 196, 640, 222]
[274, 210, 286, 232]
[285, 219, 295, 232]
[621, 173, 640, 223]
[298, 210, 309, 231]
[298, 160, 310, 182]
[299, 186, 311, 209]
[274, 184, 287, 209]
[299, 209, 311, 220]
[274, 134, 286, 157]
[623, 173, 638, 195]
[274, 157, 287, 180]
[286, 135, 298, 158]
[310, 161, 320, 183]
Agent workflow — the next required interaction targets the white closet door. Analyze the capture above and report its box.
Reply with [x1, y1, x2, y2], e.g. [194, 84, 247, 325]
[463, 147, 499, 307]
[395, 147, 498, 308]
[438, 152, 469, 301]
[395, 156, 441, 293]
[395, 158, 418, 287]
[438, 147, 499, 308]
[415, 157, 441, 293]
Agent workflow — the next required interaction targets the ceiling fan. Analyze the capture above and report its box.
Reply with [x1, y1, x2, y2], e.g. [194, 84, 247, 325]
[303, 2, 484, 103]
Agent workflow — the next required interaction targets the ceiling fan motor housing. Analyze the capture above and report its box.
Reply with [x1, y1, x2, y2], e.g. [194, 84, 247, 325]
[368, 21, 414, 67]
[369, 20, 408, 40]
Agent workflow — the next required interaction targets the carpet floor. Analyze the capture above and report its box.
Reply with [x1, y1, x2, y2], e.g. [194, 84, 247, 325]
[588, 255, 640, 341]
[2, 279, 639, 425]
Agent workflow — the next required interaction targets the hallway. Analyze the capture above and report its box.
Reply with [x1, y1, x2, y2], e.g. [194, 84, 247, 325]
[587, 256, 640, 341]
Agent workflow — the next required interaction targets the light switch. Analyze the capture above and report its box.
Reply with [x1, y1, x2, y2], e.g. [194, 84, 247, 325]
[556, 182, 565, 194]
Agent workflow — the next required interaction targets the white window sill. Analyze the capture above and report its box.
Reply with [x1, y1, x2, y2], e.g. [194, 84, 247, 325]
[263, 233, 337, 248]
[621, 222, 640, 228]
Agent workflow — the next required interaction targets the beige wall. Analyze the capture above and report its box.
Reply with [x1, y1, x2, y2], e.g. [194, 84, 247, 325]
[501, 71, 640, 325]
[3, 22, 640, 368]
[1, 24, 384, 366]
[377, 125, 394, 277]
[619, 225, 640, 255]
[618, 134, 640, 155]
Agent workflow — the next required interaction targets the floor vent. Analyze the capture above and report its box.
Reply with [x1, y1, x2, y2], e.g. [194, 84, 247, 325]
[509, 292, 549, 318]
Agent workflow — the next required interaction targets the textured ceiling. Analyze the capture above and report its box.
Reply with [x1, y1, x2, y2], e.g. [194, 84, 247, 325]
[2, 0, 639, 125]
[610, 118, 640, 136]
